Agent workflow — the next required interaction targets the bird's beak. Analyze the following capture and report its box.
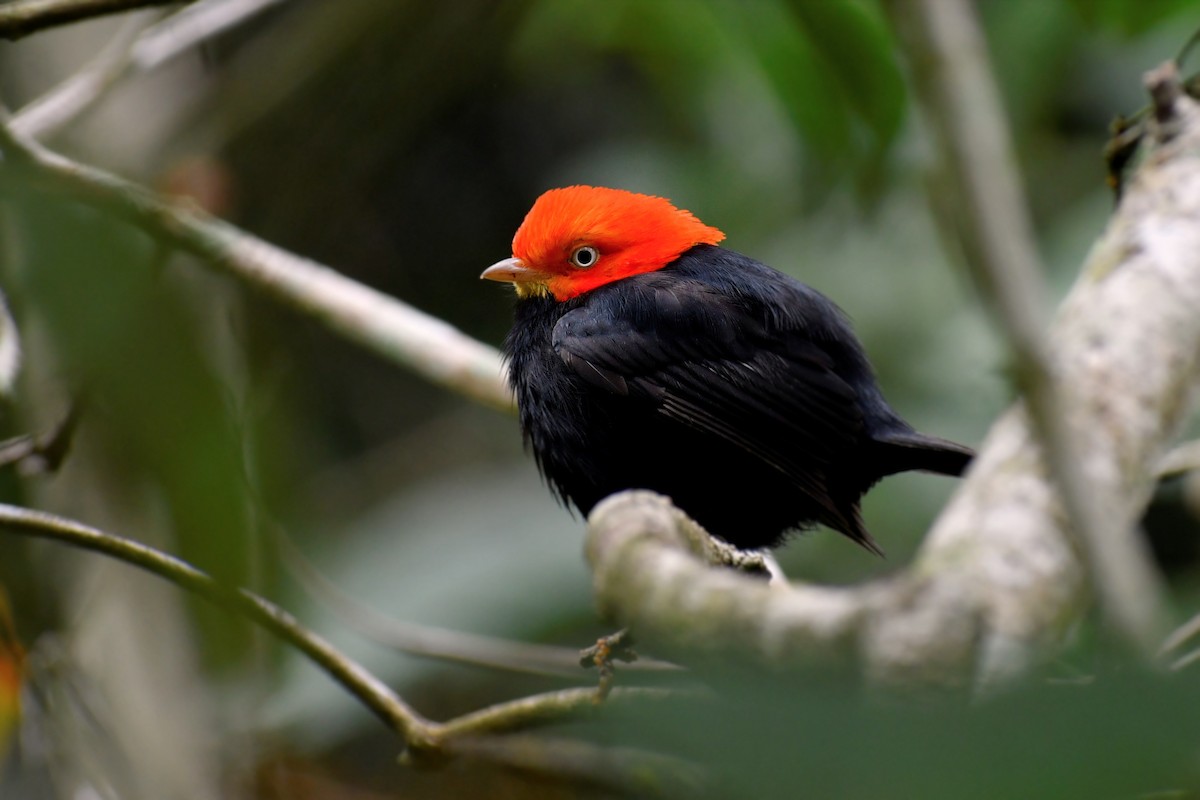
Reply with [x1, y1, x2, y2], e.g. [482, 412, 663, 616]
[480, 257, 552, 285]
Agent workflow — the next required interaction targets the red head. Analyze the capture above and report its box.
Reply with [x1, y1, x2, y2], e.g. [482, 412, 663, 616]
[481, 186, 725, 301]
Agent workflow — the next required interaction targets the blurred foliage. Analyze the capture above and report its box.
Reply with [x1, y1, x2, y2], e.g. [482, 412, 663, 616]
[3, 187, 265, 668]
[511, 0, 905, 202]
[1066, 0, 1198, 35]
[0, 0, 1199, 797]
[0, 588, 22, 762]
[598, 660, 1200, 799]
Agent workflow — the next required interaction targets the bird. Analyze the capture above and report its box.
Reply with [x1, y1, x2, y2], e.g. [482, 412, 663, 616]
[482, 186, 973, 555]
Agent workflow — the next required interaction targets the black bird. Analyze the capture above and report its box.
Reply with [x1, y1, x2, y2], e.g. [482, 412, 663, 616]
[482, 186, 973, 554]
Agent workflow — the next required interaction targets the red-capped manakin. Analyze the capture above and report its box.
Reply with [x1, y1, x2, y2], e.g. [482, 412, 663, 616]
[483, 186, 972, 555]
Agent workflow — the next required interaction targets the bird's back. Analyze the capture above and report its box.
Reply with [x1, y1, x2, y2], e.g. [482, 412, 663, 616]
[504, 244, 973, 552]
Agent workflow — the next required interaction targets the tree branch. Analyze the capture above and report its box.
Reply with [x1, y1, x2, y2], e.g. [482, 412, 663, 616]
[885, 0, 1167, 654]
[0, 501, 676, 761]
[0, 502, 424, 736]
[1157, 438, 1200, 479]
[0, 82, 681, 780]
[269, 511, 682, 679]
[0, 0, 188, 40]
[427, 687, 677, 745]
[586, 63, 1200, 685]
[12, 0, 288, 139]
[0, 108, 513, 413]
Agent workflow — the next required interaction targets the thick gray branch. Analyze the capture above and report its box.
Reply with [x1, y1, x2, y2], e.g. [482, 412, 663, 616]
[586, 70, 1200, 686]
[886, 0, 1166, 652]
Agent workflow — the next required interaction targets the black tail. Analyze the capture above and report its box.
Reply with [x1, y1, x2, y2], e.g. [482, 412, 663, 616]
[871, 431, 975, 478]
[830, 431, 972, 558]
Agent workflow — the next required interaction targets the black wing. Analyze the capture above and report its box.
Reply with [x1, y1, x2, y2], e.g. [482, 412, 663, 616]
[551, 273, 867, 527]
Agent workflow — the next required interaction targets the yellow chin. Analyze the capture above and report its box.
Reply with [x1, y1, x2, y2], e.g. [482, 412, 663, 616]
[514, 281, 552, 299]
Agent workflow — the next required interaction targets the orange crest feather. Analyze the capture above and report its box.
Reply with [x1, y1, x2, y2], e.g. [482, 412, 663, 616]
[512, 186, 724, 300]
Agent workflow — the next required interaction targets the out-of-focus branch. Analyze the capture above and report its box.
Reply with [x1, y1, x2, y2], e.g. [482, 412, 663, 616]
[427, 688, 671, 756]
[1157, 439, 1200, 479]
[0, 109, 514, 412]
[130, 0, 283, 65]
[586, 64, 1200, 685]
[0, 501, 676, 766]
[0, 288, 20, 396]
[0, 0, 188, 40]
[11, 15, 148, 139]
[12, 0, 288, 139]
[1161, 610, 1200, 665]
[270, 512, 682, 678]
[884, 0, 1167, 653]
[0, 502, 423, 737]
[0, 400, 82, 474]
[427, 687, 676, 745]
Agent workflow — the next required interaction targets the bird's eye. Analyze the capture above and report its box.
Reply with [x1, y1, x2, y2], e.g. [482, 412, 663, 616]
[569, 246, 600, 269]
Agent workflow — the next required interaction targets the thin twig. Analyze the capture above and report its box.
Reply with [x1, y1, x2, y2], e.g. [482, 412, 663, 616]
[0, 0, 189, 40]
[220, 358, 658, 685]
[430, 687, 677, 744]
[0, 399, 83, 474]
[1168, 647, 1200, 672]
[0, 502, 424, 737]
[268, 513, 681, 678]
[0, 501, 677, 760]
[1160, 610, 1200, 658]
[0, 109, 513, 412]
[226, 387, 673, 680]
[131, 0, 285, 68]
[884, 0, 1168, 655]
[11, 14, 155, 139]
[12, 0, 289, 139]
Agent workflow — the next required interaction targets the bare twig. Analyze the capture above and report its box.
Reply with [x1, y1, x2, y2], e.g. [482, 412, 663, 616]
[12, 0, 289, 139]
[0, 0, 189, 40]
[885, 0, 1168, 654]
[266, 511, 681, 679]
[130, 0, 285, 67]
[1169, 647, 1200, 671]
[225, 365, 659, 682]
[429, 686, 677, 745]
[11, 14, 157, 139]
[0, 399, 83, 474]
[1160, 610, 1200, 660]
[0, 501, 678, 766]
[0, 502, 423, 736]
[0, 110, 513, 412]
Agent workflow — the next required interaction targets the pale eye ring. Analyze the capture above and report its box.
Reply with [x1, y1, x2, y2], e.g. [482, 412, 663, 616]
[569, 245, 600, 269]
